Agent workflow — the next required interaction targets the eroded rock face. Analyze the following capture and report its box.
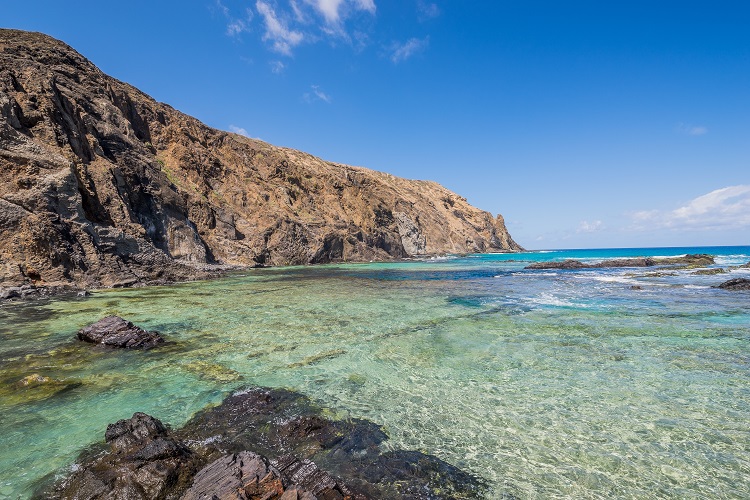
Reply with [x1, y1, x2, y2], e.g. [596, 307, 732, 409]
[0, 29, 523, 292]
[77, 315, 164, 348]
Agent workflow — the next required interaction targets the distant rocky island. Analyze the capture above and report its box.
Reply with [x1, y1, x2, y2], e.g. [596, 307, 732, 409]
[0, 29, 522, 293]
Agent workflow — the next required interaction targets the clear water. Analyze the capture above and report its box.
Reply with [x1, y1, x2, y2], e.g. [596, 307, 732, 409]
[1, 246, 749, 499]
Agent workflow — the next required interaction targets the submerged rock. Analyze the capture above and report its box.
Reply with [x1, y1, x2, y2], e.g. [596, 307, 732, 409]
[77, 316, 164, 348]
[692, 268, 726, 275]
[49, 386, 486, 499]
[526, 254, 714, 270]
[714, 278, 750, 291]
[176, 387, 485, 499]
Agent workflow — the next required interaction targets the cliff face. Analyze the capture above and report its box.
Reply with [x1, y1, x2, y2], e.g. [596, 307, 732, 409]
[0, 29, 523, 289]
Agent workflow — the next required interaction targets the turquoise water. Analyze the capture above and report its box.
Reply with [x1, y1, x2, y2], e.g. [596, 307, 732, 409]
[1, 246, 749, 498]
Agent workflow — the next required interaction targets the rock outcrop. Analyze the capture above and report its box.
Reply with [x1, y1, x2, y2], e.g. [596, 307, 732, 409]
[715, 278, 750, 291]
[0, 29, 523, 291]
[77, 315, 165, 348]
[525, 254, 714, 270]
[48, 387, 485, 499]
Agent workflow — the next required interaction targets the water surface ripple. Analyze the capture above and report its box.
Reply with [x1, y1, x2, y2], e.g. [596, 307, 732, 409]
[1, 246, 749, 498]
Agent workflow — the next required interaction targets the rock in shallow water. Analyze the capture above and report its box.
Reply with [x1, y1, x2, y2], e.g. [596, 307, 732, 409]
[525, 254, 715, 270]
[715, 278, 750, 291]
[48, 387, 486, 499]
[77, 316, 165, 348]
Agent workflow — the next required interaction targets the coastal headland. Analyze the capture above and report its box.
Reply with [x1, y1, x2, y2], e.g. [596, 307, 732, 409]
[0, 29, 522, 296]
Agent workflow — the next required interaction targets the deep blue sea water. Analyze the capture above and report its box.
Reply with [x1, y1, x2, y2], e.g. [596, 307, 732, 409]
[1, 246, 749, 498]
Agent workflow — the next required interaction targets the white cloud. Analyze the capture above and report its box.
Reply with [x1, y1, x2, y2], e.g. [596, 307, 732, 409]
[256, 1, 305, 55]
[417, 1, 440, 20]
[577, 220, 605, 233]
[304, 85, 332, 103]
[629, 185, 750, 232]
[677, 122, 708, 136]
[390, 36, 429, 63]
[217, 2, 253, 38]
[269, 60, 285, 73]
[229, 125, 251, 137]
[303, 0, 375, 26]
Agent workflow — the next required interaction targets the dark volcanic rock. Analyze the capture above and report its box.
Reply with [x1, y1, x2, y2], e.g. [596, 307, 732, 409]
[176, 387, 485, 499]
[526, 254, 714, 270]
[49, 387, 485, 499]
[77, 315, 164, 348]
[714, 278, 750, 291]
[55, 413, 195, 500]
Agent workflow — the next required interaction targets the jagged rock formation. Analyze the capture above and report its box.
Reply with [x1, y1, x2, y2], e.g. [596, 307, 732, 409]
[0, 29, 522, 290]
[77, 315, 165, 349]
[47, 388, 486, 499]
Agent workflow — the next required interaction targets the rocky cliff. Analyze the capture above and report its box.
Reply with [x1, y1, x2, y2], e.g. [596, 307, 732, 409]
[0, 29, 522, 289]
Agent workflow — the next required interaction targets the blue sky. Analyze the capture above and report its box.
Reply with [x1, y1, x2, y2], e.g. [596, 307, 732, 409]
[4, 1, 749, 249]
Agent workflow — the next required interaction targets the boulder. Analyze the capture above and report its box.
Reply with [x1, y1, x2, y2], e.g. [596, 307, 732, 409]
[77, 316, 164, 348]
[55, 413, 195, 499]
[714, 278, 750, 291]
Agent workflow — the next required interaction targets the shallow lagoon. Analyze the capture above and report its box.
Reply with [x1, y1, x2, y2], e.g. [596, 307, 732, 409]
[1, 246, 749, 498]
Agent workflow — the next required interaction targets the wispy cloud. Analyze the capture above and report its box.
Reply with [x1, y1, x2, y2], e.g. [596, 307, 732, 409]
[229, 125, 251, 137]
[216, 1, 254, 37]
[390, 36, 429, 63]
[677, 122, 708, 136]
[629, 185, 750, 232]
[256, 0, 305, 55]
[269, 60, 286, 73]
[304, 85, 332, 103]
[577, 220, 605, 233]
[304, 0, 375, 25]
[417, 0, 440, 21]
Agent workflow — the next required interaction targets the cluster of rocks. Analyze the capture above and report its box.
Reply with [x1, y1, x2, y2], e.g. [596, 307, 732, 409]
[46, 387, 485, 499]
[525, 255, 750, 292]
[524, 254, 715, 270]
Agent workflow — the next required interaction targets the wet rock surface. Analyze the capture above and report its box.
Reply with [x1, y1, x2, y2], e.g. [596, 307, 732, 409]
[714, 278, 750, 291]
[53, 412, 197, 500]
[175, 387, 485, 499]
[525, 254, 715, 270]
[47, 387, 485, 499]
[77, 316, 165, 348]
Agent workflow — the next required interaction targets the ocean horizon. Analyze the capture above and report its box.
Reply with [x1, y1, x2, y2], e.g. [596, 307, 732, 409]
[2, 244, 749, 498]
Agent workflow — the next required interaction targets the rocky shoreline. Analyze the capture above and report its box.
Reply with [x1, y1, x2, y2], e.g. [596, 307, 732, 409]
[41, 386, 486, 499]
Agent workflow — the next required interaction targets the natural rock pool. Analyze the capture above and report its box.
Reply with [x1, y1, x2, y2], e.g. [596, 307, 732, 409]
[1, 246, 749, 498]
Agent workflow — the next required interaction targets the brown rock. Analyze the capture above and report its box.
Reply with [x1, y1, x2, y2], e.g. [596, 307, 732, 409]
[77, 315, 164, 348]
[0, 29, 523, 292]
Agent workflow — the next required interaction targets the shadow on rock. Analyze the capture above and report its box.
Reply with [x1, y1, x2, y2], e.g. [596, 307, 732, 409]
[44, 387, 487, 499]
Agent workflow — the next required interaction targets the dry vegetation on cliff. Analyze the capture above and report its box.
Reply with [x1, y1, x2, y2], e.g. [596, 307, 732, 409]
[0, 29, 522, 290]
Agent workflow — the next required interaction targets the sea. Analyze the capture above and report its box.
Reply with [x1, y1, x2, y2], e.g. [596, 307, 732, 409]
[1, 246, 749, 499]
